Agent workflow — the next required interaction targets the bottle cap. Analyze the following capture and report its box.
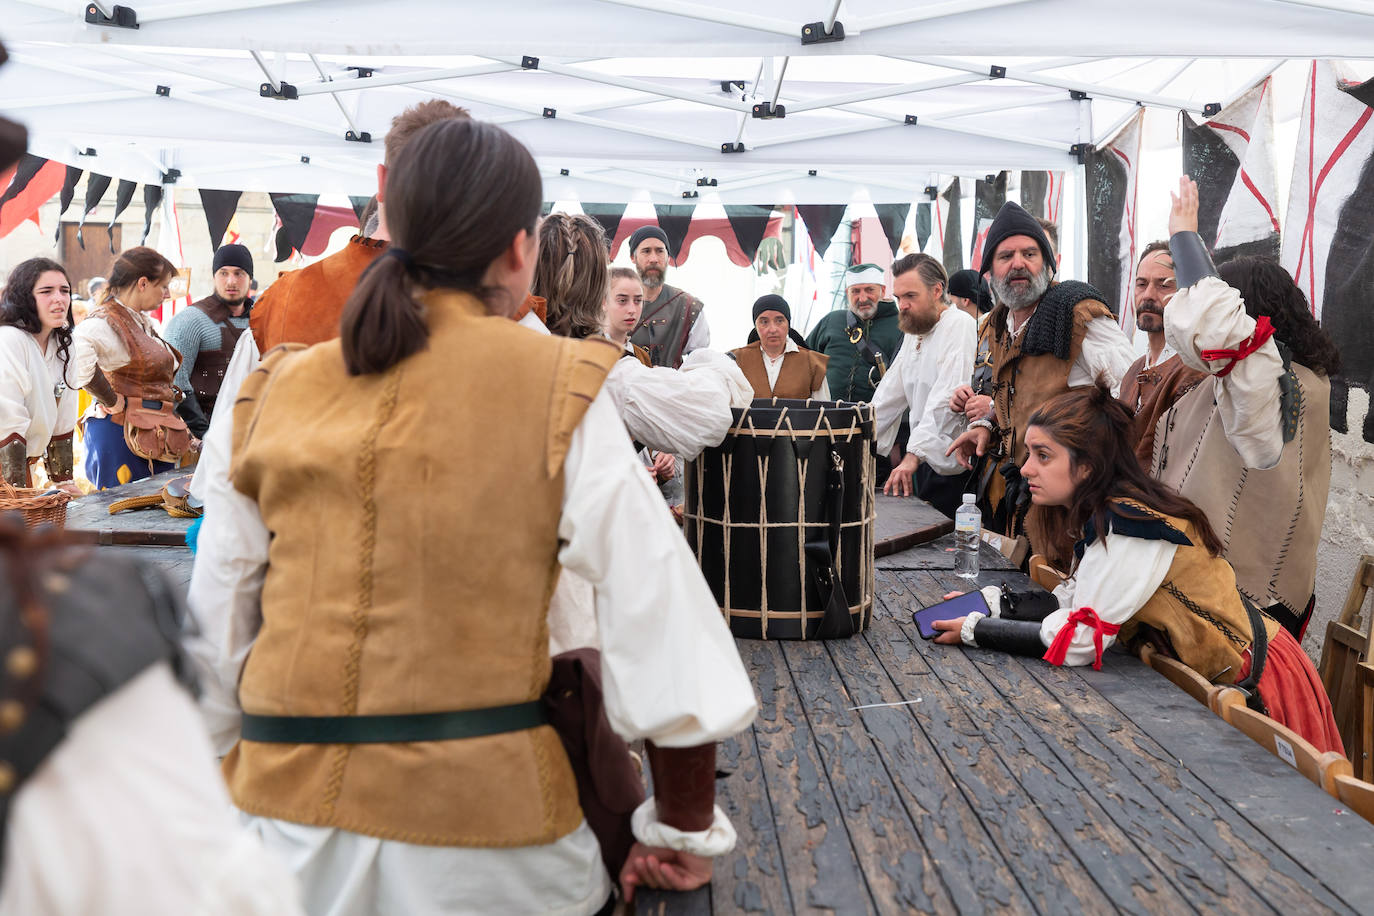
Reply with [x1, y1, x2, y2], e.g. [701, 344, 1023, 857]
[962, 492, 976, 504]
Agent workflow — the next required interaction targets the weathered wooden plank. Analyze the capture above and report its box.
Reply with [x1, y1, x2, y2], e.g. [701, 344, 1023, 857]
[910, 595, 1284, 914]
[1025, 653, 1356, 916]
[65, 467, 197, 537]
[1089, 656, 1374, 912]
[740, 639, 875, 915]
[778, 638, 960, 915]
[890, 569, 1199, 916]
[865, 570, 1115, 915]
[95, 544, 194, 595]
[824, 628, 1036, 914]
[876, 535, 1012, 572]
[636, 886, 712, 916]
[708, 725, 793, 912]
[874, 493, 951, 553]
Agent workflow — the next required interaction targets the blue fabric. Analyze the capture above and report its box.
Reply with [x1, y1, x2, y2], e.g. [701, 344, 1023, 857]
[185, 516, 202, 553]
[83, 414, 173, 489]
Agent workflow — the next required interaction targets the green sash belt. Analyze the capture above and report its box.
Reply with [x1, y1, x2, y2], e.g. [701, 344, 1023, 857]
[240, 701, 547, 744]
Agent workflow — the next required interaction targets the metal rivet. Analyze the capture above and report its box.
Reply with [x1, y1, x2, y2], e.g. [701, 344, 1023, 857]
[43, 572, 70, 594]
[0, 762, 14, 794]
[6, 647, 37, 680]
[0, 701, 21, 734]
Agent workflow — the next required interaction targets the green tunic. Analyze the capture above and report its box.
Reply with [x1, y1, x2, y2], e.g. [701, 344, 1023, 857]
[804, 300, 903, 402]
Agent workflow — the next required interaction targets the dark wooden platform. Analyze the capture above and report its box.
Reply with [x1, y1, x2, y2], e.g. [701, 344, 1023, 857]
[641, 534, 1374, 915]
[66, 468, 197, 590]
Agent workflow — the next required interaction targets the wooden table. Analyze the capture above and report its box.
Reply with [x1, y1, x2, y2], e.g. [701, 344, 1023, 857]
[641, 529, 1374, 915]
[66, 467, 197, 592]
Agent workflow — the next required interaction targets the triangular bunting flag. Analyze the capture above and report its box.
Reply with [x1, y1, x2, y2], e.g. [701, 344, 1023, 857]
[1183, 77, 1280, 262]
[54, 165, 81, 242]
[141, 184, 162, 244]
[723, 204, 775, 263]
[1085, 110, 1145, 323]
[796, 204, 847, 259]
[939, 178, 963, 276]
[270, 192, 319, 258]
[200, 189, 243, 251]
[76, 173, 111, 250]
[874, 203, 911, 256]
[301, 204, 360, 257]
[971, 172, 1008, 266]
[915, 202, 932, 254]
[653, 203, 695, 265]
[1282, 60, 1374, 411]
[350, 195, 372, 223]
[0, 155, 64, 240]
[583, 202, 627, 251]
[106, 179, 137, 253]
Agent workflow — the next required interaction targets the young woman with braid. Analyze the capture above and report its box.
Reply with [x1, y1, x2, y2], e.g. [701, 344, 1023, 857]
[930, 382, 1342, 753]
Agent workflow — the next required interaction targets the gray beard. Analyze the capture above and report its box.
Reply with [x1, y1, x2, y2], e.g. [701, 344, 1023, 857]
[992, 269, 1051, 311]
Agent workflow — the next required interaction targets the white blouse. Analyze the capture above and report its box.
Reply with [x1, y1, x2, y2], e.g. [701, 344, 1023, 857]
[69, 301, 179, 419]
[0, 326, 78, 457]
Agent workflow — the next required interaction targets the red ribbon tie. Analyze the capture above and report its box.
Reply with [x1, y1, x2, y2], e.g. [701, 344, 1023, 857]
[1042, 606, 1122, 671]
[1200, 315, 1275, 378]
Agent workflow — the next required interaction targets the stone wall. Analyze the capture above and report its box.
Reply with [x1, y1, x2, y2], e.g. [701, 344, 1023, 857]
[1305, 384, 1374, 662]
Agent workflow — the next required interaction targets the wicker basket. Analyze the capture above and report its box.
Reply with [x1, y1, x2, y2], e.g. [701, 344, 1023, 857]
[0, 478, 71, 530]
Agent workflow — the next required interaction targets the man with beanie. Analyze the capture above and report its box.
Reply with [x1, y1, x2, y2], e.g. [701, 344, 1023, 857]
[947, 268, 992, 324]
[627, 226, 709, 368]
[165, 243, 254, 438]
[947, 201, 1133, 550]
[731, 294, 828, 399]
[804, 263, 904, 403]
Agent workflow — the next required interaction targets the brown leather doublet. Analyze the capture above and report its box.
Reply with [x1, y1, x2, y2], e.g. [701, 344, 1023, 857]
[730, 342, 828, 399]
[226, 291, 621, 846]
[1119, 352, 1206, 471]
[89, 301, 181, 404]
[249, 235, 386, 350]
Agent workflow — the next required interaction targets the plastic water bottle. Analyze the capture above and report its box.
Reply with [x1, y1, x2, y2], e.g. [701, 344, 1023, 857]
[955, 493, 981, 579]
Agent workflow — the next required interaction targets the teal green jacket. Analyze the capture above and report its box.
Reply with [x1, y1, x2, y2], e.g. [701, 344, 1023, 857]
[804, 300, 903, 402]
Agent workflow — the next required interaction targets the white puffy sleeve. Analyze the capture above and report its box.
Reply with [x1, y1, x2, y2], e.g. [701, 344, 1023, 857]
[1070, 316, 1138, 397]
[1163, 275, 1285, 469]
[0, 331, 34, 448]
[908, 316, 976, 475]
[68, 314, 132, 389]
[604, 348, 751, 460]
[870, 343, 910, 455]
[1038, 531, 1176, 667]
[559, 389, 758, 747]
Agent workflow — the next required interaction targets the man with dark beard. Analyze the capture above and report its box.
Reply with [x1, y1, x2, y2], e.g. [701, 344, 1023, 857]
[165, 243, 254, 438]
[627, 226, 709, 368]
[947, 201, 1134, 550]
[1118, 241, 1206, 468]
[871, 254, 975, 511]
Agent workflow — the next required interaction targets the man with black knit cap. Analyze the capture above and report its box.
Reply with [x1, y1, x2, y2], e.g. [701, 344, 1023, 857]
[947, 201, 1133, 551]
[628, 225, 709, 368]
[165, 243, 254, 438]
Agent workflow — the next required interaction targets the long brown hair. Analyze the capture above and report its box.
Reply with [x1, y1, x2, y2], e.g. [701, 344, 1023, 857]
[102, 247, 177, 305]
[533, 212, 609, 339]
[340, 119, 542, 375]
[1026, 381, 1224, 565]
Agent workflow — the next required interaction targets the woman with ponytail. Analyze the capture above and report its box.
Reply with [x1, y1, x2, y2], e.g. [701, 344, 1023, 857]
[186, 118, 756, 914]
[930, 381, 1341, 753]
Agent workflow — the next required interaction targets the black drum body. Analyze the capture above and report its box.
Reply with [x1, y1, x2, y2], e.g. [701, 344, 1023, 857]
[684, 398, 876, 640]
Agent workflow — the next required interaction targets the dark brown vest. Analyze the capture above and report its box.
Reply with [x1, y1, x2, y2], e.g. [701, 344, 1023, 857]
[731, 342, 828, 399]
[189, 296, 247, 422]
[1119, 352, 1206, 471]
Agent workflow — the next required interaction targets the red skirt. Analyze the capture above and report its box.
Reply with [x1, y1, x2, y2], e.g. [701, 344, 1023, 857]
[1238, 628, 1344, 756]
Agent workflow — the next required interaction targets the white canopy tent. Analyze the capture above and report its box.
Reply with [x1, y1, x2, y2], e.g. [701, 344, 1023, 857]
[1, 0, 1372, 275]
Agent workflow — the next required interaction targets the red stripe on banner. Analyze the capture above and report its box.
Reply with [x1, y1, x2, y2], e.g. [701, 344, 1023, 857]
[0, 160, 64, 239]
[1296, 81, 1373, 315]
[1297, 64, 1317, 309]
[934, 193, 945, 248]
[1238, 168, 1281, 233]
[1207, 121, 1252, 143]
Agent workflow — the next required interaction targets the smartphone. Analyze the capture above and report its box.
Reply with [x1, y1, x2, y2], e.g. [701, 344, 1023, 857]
[912, 590, 992, 640]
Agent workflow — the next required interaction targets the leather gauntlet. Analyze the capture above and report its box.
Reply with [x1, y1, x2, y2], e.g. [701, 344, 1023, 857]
[85, 368, 119, 410]
[1168, 231, 1219, 288]
[972, 617, 1048, 657]
[0, 437, 26, 487]
[645, 741, 717, 832]
[44, 434, 73, 482]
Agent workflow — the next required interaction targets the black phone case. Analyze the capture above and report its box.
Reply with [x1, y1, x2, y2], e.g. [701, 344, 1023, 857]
[912, 590, 992, 639]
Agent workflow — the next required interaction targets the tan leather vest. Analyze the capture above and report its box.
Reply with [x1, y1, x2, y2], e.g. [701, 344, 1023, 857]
[225, 291, 621, 847]
[1151, 364, 1330, 618]
[1112, 500, 1280, 683]
[1119, 353, 1205, 471]
[731, 342, 828, 399]
[988, 296, 1113, 469]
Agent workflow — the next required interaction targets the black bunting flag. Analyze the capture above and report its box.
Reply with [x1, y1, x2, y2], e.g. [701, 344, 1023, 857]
[199, 189, 243, 250]
[915, 202, 932, 254]
[106, 179, 137, 252]
[0, 154, 64, 239]
[270, 192, 319, 260]
[54, 165, 81, 242]
[141, 184, 162, 244]
[795, 204, 847, 259]
[874, 203, 911, 256]
[723, 204, 774, 263]
[939, 177, 963, 276]
[76, 173, 111, 250]
[582, 202, 626, 250]
[1085, 111, 1144, 321]
[652, 203, 695, 265]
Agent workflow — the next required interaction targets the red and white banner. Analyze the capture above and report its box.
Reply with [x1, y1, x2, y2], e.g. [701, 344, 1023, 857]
[1085, 109, 1144, 332]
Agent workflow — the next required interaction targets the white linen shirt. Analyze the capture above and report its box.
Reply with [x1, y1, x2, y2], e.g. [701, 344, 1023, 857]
[753, 338, 829, 400]
[69, 300, 179, 419]
[1000, 306, 1137, 396]
[871, 306, 976, 474]
[0, 326, 78, 456]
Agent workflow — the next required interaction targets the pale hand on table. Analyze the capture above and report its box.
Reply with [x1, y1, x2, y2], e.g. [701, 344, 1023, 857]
[619, 843, 713, 902]
[883, 452, 920, 497]
[931, 616, 968, 645]
[1169, 176, 1199, 236]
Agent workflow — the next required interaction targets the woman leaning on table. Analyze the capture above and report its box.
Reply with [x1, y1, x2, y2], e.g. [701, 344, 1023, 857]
[931, 382, 1343, 754]
[0, 258, 80, 489]
[184, 118, 756, 914]
[69, 247, 193, 488]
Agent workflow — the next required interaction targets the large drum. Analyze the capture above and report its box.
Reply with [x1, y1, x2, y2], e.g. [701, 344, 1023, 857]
[684, 398, 875, 640]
